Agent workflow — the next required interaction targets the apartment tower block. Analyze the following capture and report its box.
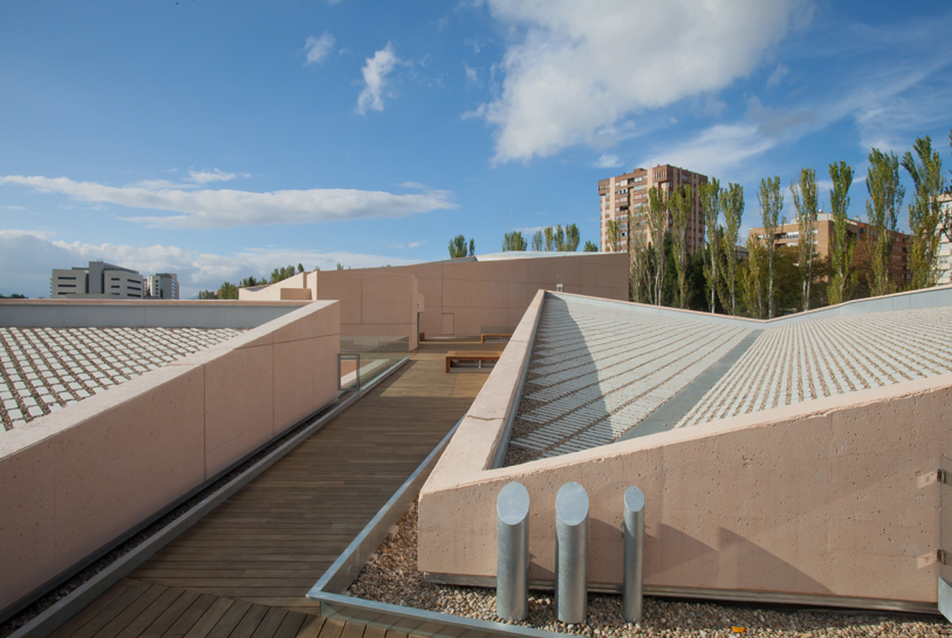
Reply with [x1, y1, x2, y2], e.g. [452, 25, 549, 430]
[598, 164, 708, 253]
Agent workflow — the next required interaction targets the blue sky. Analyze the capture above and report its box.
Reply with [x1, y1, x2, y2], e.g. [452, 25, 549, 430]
[1, 0, 951, 298]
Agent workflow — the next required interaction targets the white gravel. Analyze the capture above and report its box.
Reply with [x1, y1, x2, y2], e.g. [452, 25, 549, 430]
[349, 503, 951, 637]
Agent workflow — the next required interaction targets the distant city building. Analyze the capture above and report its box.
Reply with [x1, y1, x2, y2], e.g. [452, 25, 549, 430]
[598, 164, 708, 253]
[50, 261, 178, 299]
[147, 273, 179, 299]
[748, 213, 912, 284]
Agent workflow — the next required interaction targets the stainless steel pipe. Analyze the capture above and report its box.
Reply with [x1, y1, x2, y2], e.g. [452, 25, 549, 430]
[555, 481, 589, 623]
[623, 486, 645, 623]
[496, 481, 530, 621]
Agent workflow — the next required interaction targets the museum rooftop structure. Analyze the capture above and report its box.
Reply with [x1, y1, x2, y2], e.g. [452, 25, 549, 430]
[4, 253, 952, 638]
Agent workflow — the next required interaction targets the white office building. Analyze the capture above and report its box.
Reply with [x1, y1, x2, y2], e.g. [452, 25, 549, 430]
[51, 261, 145, 298]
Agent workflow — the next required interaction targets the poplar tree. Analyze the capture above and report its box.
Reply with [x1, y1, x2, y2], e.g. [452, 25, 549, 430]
[757, 176, 783, 318]
[564, 224, 581, 251]
[670, 184, 693, 309]
[646, 185, 669, 306]
[827, 162, 855, 306]
[583, 241, 598, 252]
[865, 148, 904, 297]
[903, 136, 946, 290]
[604, 220, 621, 252]
[448, 234, 469, 258]
[699, 178, 721, 314]
[790, 168, 818, 311]
[531, 230, 544, 251]
[742, 236, 765, 319]
[629, 208, 650, 303]
[502, 230, 527, 251]
[719, 182, 744, 316]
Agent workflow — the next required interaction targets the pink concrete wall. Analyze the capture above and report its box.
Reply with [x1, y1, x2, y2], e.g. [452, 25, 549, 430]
[238, 253, 628, 342]
[0, 301, 340, 613]
[419, 293, 949, 608]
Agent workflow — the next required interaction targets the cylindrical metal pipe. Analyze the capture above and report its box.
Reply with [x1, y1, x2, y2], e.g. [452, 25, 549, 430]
[623, 486, 645, 623]
[496, 482, 530, 621]
[555, 481, 589, 624]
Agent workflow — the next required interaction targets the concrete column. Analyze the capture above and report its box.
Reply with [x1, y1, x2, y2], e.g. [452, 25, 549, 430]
[623, 486, 645, 623]
[555, 481, 589, 623]
[496, 482, 530, 621]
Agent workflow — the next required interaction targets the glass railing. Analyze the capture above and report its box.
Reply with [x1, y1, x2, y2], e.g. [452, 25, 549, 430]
[339, 336, 410, 392]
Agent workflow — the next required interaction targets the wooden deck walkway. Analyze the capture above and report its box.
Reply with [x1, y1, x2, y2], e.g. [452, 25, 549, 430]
[47, 341, 500, 638]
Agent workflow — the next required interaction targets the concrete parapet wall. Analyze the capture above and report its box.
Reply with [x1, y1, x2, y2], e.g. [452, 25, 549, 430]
[0, 301, 340, 614]
[0, 299, 310, 329]
[419, 292, 950, 608]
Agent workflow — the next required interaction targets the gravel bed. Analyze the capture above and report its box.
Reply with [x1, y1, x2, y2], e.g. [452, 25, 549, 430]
[349, 503, 951, 637]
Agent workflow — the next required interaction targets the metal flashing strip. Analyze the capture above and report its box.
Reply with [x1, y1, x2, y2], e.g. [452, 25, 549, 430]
[307, 419, 570, 638]
[7, 355, 409, 638]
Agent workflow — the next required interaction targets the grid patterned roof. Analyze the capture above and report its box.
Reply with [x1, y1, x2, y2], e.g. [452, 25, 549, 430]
[0, 326, 244, 431]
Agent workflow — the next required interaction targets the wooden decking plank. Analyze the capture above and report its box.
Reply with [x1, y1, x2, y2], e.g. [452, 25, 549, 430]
[141, 589, 201, 637]
[315, 618, 344, 638]
[181, 597, 235, 638]
[163, 594, 218, 637]
[59, 580, 154, 638]
[226, 604, 270, 638]
[361, 626, 386, 638]
[49, 579, 139, 638]
[114, 586, 186, 638]
[203, 599, 252, 638]
[383, 631, 407, 638]
[271, 611, 307, 638]
[293, 616, 325, 638]
[337, 622, 365, 638]
[84, 582, 169, 638]
[248, 608, 289, 638]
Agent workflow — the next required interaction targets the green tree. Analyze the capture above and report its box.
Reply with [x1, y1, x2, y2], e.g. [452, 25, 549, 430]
[502, 230, 527, 251]
[583, 240, 598, 252]
[827, 162, 855, 306]
[719, 183, 744, 316]
[297, 263, 305, 274]
[866, 148, 904, 297]
[198, 289, 217, 299]
[448, 234, 473, 259]
[270, 265, 296, 283]
[543, 226, 555, 251]
[239, 276, 260, 288]
[741, 237, 766, 319]
[646, 186, 669, 306]
[790, 168, 818, 311]
[757, 176, 783, 318]
[698, 178, 721, 313]
[219, 282, 239, 299]
[469, 238, 475, 256]
[605, 219, 621, 252]
[336, 262, 344, 270]
[531, 230, 544, 251]
[670, 184, 693, 309]
[564, 224, 581, 251]
[903, 136, 946, 290]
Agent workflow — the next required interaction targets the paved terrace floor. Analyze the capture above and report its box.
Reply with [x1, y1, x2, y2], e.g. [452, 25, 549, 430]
[41, 339, 499, 638]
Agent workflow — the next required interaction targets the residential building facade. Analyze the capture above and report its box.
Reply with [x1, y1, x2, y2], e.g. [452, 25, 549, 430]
[937, 194, 952, 285]
[748, 213, 913, 284]
[598, 164, 708, 253]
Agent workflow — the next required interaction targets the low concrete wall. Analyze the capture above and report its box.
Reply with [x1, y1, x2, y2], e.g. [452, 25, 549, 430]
[0, 301, 340, 614]
[418, 292, 950, 609]
[0, 299, 310, 329]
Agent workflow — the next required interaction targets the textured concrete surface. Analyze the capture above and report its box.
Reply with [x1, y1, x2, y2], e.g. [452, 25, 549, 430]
[0, 326, 243, 430]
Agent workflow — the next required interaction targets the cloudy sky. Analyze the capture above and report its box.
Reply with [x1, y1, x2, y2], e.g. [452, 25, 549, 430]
[2, 0, 951, 298]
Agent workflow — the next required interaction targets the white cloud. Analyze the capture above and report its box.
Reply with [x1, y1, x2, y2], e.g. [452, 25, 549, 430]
[594, 154, 622, 169]
[188, 168, 247, 184]
[356, 43, 400, 115]
[766, 63, 789, 88]
[0, 175, 458, 230]
[305, 32, 336, 65]
[465, 64, 478, 84]
[475, 0, 806, 163]
[0, 229, 415, 298]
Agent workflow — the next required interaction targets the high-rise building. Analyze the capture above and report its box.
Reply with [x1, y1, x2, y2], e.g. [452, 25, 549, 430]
[597, 164, 708, 253]
[937, 194, 952, 285]
[51, 261, 145, 298]
[147, 273, 179, 299]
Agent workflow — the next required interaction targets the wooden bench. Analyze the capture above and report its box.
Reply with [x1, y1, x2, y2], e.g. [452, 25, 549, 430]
[480, 333, 512, 343]
[446, 350, 501, 373]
